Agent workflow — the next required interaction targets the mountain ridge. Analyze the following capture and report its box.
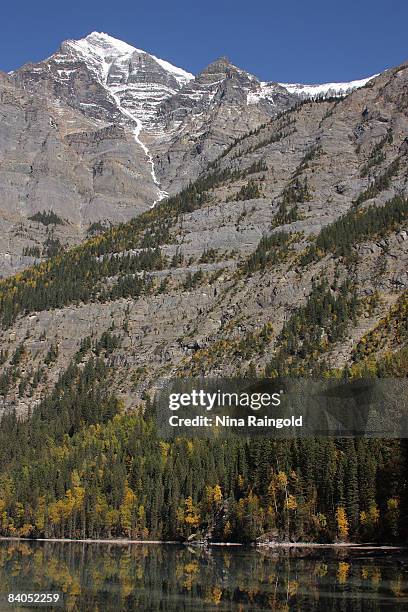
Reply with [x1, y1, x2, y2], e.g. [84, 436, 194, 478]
[0, 32, 399, 280]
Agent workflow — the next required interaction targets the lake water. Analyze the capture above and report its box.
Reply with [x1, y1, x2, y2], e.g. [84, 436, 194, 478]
[0, 541, 407, 610]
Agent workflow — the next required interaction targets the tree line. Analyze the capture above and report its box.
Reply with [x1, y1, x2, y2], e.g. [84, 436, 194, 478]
[301, 195, 408, 263]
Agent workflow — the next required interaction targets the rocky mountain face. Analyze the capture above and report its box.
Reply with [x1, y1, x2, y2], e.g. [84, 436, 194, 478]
[152, 57, 300, 193]
[0, 32, 377, 276]
[0, 50, 407, 416]
[0, 71, 158, 276]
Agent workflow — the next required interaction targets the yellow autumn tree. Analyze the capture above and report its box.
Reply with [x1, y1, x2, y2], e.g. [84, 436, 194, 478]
[205, 484, 223, 506]
[337, 562, 350, 584]
[385, 497, 400, 539]
[120, 482, 137, 537]
[0, 499, 7, 530]
[336, 506, 349, 541]
[34, 496, 46, 533]
[360, 503, 380, 539]
[176, 496, 201, 538]
[275, 471, 288, 489]
[184, 497, 200, 527]
[137, 504, 148, 538]
[213, 484, 223, 503]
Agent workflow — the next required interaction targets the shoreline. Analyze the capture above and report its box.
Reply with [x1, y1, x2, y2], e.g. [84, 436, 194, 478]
[0, 536, 240, 547]
[0, 536, 405, 550]
[256, 542, 406, 550]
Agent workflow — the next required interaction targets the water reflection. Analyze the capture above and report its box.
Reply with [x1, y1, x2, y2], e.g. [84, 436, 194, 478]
[0, 541, 407, 611]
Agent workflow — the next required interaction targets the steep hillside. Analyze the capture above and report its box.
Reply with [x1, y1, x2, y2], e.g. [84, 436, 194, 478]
[0, 58, 407, 416]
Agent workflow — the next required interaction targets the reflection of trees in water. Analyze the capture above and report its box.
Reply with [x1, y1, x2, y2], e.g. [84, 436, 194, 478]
[0, 542, 407, 610]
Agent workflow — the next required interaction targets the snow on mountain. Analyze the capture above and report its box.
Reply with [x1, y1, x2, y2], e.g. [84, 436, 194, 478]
[65, 32, 193, 87]
[12, 31, 380, 205]
[39, 32, 377, 128]
[277, 74, 378, 99]
[61, 32, 194, 129]
[240, 69, 376, 106]
[57, 32, 195, 203]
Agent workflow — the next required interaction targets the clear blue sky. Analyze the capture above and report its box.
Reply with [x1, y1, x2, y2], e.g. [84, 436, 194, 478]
[1, 0, 407, 82]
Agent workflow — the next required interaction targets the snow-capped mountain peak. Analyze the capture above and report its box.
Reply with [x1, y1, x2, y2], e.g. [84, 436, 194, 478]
[55, 32, 197, 203]
[36, 32, 377, 133]
[59, 32, 194, 134]
[74, 31, 142, 57]
[64, 32, 194, 87]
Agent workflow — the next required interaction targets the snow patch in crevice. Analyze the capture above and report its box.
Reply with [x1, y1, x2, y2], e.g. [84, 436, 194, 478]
[105, 73, 168, 206]
[67, 32, 172, 205]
